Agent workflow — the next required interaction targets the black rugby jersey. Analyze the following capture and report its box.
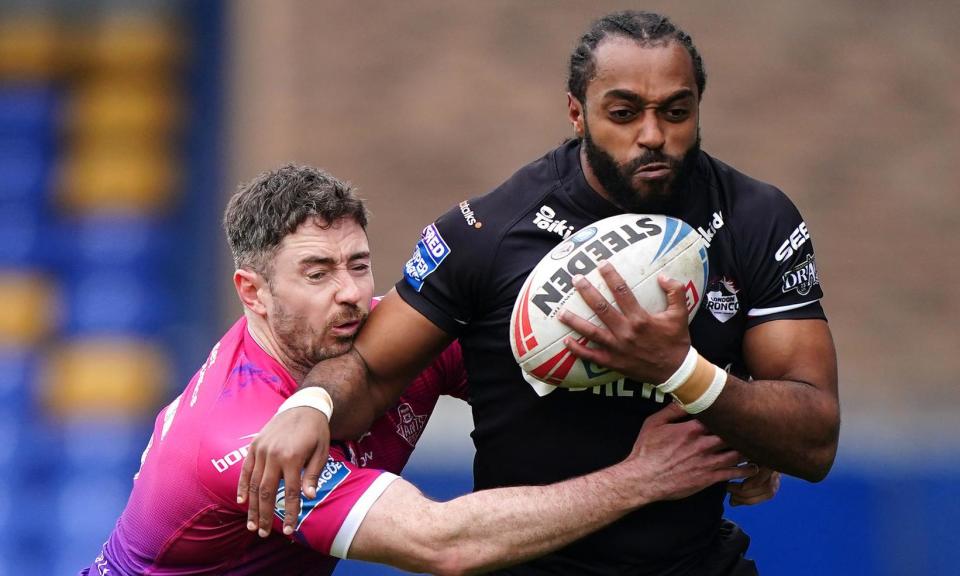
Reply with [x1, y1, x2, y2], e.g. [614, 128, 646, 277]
[396, 140, 825, 575]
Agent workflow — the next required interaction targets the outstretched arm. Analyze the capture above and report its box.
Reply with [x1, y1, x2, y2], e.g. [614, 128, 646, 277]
[238, 289, 453, 537]
[349, 404, 755, 576]
[560, 263, 839, 481]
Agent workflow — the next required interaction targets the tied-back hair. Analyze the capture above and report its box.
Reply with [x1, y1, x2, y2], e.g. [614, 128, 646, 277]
[567, 10, 706, 104]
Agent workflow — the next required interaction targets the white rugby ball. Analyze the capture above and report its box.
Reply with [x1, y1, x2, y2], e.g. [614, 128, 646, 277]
[510, 214, 708, 388]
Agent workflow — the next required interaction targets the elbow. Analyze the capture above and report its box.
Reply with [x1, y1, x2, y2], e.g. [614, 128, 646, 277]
[798, 405, 841, 483]
[414, 548, 477, 576]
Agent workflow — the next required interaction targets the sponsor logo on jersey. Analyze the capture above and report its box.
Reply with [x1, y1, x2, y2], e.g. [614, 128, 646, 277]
[403, 224, 451, 292]
[532, 205, 575, 239]
[395, 402, 428, 447]
[274, 458, 350, 531]
[781, 254, 819, 296]
[529, 216, 663, 317]
[459, 200, 482, 229]
[696, 211, 725, 248]
[569, 378, 668, 402]
[210, 433, 258, 473]
[705, 276, 740, 323]
[774, 221, 811, 262]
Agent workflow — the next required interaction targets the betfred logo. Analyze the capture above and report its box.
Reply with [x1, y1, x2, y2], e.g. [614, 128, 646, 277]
[274, 458, 351, 531]
[403, 224, 451, 292]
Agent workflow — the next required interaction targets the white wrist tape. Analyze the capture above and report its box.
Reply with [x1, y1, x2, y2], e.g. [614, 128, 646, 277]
[278, 387, 333, 421]
[657, 346, 698, 394]
[680, 364, 727, 414]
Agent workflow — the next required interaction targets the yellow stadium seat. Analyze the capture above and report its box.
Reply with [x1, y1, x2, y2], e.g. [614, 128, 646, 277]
[65, 77, 182, 139]
[85, 15, 184, 73]
[58, 144, 179, 215]
[0, 272, 58, 346]
[41, 338, 169, 418]
[0, 17, 62, 80]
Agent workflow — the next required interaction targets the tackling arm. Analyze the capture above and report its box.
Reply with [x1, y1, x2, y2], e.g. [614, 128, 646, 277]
[238, 289, 453, 537]
[348, 404, 755, 576]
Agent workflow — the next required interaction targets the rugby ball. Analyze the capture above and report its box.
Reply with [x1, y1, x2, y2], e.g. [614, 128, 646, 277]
[510, 214, 708, 388]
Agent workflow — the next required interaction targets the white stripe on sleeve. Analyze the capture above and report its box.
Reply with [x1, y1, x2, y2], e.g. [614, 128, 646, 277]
[747, 299, 820, 317]
[329, 472, 400, 559]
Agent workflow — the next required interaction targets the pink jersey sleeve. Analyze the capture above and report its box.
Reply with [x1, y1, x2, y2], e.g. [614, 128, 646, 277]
[274, 457, 398, 557]
[196, 355, 399, 559]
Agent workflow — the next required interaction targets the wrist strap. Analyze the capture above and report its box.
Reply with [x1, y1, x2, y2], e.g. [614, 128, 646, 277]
[678, 364, 727, 414]
[278, 387, 333, 421]
[657, 346, 698, 394]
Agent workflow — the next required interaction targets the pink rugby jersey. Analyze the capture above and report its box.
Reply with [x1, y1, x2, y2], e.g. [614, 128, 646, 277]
[83, 312, 466, 575]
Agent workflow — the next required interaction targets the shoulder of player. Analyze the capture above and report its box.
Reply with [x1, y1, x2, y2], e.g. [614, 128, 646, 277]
[701, 152, 799, 216]
[699, 152, 806, 250]
[439, 145, 566, 238]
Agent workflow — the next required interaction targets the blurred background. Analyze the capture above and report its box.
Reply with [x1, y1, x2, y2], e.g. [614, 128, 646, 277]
[0, 0, 957, 574]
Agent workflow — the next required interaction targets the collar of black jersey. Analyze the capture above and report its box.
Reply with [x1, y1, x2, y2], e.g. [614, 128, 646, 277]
[556, 139, 705, 220]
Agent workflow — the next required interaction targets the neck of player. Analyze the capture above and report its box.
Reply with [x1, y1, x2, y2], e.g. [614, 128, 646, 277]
[245, 313, 309, 384]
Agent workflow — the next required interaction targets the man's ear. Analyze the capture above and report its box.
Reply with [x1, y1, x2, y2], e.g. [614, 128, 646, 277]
[234, 268, 269, 316]
[567, 93, 585, 138]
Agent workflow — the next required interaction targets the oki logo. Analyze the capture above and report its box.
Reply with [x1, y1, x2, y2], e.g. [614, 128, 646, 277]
[775, 222, 810, 262]
[532, 205, 574, 238]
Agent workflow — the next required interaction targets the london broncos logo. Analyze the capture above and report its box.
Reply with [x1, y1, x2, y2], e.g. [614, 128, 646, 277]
[706, 276, 740, 323]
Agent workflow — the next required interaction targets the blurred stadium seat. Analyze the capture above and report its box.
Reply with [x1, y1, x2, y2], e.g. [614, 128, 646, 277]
[0, 272, 58, 346]
[0, 3, 215, 573]
[41, 338, 169, 418]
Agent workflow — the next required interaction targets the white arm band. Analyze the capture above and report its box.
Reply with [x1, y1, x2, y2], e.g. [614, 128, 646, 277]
[679, 365, 727, 415]
[277, 387, 333, 421]
[657, 346, 698, 394]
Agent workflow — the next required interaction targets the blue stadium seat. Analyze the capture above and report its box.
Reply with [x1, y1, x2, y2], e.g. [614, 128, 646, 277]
[61, 269, 174, 335]
[63, 215, 171, 272]
[0, 209, 53, 267]
[0, 347, 37, 411]
[0, 138, 53, 205]
[0, 86, 59, 141]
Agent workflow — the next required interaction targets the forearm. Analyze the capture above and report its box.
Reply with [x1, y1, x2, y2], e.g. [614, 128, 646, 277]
[368, 463, 645, 575]
[300, 348, 382, 440]
[698, 375, 839, 481]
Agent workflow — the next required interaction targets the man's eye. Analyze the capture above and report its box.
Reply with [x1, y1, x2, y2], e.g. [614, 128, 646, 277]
[351, 263, 371, 274]
[308, 271, 327, 280]
[610, 109, 635, 121]
[664, 108, 690, 121]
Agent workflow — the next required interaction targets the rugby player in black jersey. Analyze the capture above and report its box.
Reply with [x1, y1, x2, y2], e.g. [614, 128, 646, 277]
[240, 10, 838, 575]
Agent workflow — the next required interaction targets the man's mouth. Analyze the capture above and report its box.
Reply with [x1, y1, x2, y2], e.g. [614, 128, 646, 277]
[633, 163, 672, 180]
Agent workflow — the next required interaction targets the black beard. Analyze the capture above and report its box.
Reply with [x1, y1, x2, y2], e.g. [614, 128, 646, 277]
[583, 126, 701, 214]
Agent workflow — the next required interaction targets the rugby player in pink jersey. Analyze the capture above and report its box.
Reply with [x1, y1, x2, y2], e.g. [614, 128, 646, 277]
[82, 165, 771, 575]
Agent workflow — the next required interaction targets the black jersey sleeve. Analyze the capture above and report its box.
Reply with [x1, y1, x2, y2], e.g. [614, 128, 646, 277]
[394, 199, 495, 336]
[734, 186, 826, 329]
